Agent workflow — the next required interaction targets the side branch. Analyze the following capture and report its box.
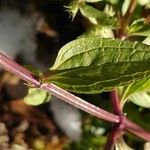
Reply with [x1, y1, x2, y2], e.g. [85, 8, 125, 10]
[125, 119, 150, 141]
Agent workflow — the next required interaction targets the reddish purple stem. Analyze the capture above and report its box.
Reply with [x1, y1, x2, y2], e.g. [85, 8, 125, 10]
[125, 119, 150, 141]
[111, 90, 122, 114]
[104, 123, 120, 150]
[0, 51, 150, 142]
[0, 52, 40, 87]
[41, 83, 119, 123]
[105, 91, 126, 150]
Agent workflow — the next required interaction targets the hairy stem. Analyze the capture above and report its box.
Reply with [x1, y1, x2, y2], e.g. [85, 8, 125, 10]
[41, 83, 119, 123]
[125, 119, 150, 141]
[0, 51, 150, 141]
[105, 91, 124, 149]
[0, 51, 119, 123]
[111, 90, 122, 114]
[0, 52, 40, 87]
[104, 124, 121, 150]
[117, 0, 137, 38]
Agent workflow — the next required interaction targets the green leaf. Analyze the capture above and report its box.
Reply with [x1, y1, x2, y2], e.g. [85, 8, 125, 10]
[104, 4, 115, 17]
[118, 78, 150, 106]
[80, 26, 114, 38]
[138, 0, 150, 6]
[79, 4, 116, 27]
[115, 136, 134, 150]
[129, 19, 145, 33]
[130, 29, 150, 37]
[66, 1, 79, 20]
[122, 0, 130, 16]
[143, 37, 150, 45]
[129, 91, 150, 108]
[42, 36, 150, 94]
[129, 19, 150, 37]
[146, 2, 150, 8]
[109, 0, 119, 4]
[24, 88, 51, 106]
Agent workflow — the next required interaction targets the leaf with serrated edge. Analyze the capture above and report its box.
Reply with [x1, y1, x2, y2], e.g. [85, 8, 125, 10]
[42, 36, 150, 94]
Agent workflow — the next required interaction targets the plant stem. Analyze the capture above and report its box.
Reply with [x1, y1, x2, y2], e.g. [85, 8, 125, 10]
[41, 83, 119, 123]
[0, 51, 150, 141]
[123, 0, 137, 20]
[104, 124, 121, 150]
[117, 0, 137, 38]
[125, 119, 150, 141]
[105, 91, 125, 149]
[0, 52, 40, 87]
[111, 90, 122, 114]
